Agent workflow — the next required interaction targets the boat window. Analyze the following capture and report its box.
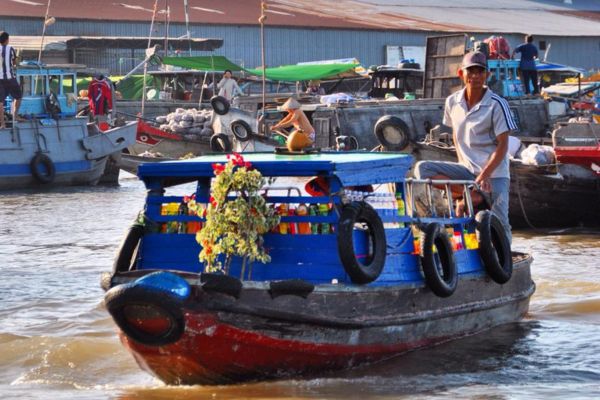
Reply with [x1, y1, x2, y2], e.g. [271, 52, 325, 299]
[19, 76, 32, 96]
[63, 74, 76, 95]
[49, 75, 61, 95]
[33, 75, 46, 96]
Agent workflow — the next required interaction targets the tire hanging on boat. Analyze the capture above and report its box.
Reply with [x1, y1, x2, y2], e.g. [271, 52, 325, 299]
[104, 283, 185, 346]
[230, 119, 253, 142]
[113, 224, 145, 274]
[337, 201, 387, 284]
[210, 95, 230, 115]
[210, 133, 232, 153]
[373, 115, 412, 151]
[30, 153, 56, 184]
[420, 223, 458, 297]
[475, 210, 512, 284]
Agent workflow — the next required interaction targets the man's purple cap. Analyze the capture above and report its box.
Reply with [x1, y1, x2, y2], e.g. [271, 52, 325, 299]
[462, 51, 487, 69]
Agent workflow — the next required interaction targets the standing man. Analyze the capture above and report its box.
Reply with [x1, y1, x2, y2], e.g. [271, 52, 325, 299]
[217, 69, 242, 101]
[512, 34, 539, 96]
[87, 74, 113, 117]
[0, 31, 24, 128]
[414, 51, 517, 242]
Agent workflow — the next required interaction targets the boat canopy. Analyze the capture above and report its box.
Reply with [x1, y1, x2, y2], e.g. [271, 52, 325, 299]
[244, 63, 361, 81]
[160, 56, 361, 81]
[138, 151, 414, 188]
[161, 56, 244, 72]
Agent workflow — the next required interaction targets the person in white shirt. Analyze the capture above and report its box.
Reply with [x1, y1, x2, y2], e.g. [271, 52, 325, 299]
[0, 31, 24, 128]
[414, 51, 517, 242]
[217, 69, 242, 101]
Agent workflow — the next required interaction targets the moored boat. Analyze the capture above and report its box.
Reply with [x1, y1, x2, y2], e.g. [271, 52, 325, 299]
[102, 151, 534, 385]
[0, 63, 137, 190]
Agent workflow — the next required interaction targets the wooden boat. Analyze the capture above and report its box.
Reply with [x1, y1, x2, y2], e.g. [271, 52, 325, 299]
[0, 64, 137, 190]
[403, 138, 600, 229]
[128, 101, 281, 158]
[102, 151, 534, 385]
[552, 121, 600, 174]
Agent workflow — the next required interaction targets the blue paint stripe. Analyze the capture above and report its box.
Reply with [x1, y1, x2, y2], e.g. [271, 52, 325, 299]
[0, 160, 93, 176]
[491, 94, 518, 131]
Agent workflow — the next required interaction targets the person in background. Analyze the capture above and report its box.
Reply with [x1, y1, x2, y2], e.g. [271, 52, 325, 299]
[271, 97, 316, 151]
[306, 80, 325, 95]
[0, 31, 24, 128]
[512, 34, 539, 96]
[217, 69, 242, 100]
[87, 74, 113, 117]
[413, 51, 517, 242]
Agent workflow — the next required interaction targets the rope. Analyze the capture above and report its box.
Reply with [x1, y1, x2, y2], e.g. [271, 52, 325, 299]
[513, 165, 539, 230]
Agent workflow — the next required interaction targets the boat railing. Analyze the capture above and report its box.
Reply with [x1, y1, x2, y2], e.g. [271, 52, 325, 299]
[404, 178, 478, 221]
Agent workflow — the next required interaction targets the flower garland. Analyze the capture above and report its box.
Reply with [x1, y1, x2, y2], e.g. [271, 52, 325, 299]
[193, 153, 280, 273]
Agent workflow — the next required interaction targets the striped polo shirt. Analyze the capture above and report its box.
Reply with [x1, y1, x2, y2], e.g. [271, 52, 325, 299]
[1, 44, 17, 80]
[443, 87, 517, 179]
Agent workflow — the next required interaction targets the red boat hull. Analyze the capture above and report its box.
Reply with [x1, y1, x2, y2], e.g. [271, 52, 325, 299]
[112, 258, 534, 385]
[121, 312, 450, 385]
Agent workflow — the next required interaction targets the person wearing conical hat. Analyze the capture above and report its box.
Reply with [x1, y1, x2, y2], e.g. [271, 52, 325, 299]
[271, 97, 316, 151]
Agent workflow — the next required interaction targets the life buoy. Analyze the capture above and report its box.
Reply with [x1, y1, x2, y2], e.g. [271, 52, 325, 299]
[373, 115, 412, 151]
[104, 283, 185, 346]
[30, 153, 56, 184]
[230, 119, 253, 142]
[476, 210, 512, 284]
[337, 202, 387, 284]
[210, 133, 232, 153]
[420, 223, 457, 297]
[210, 95, 230, 115]
[113, 224, 145, 274]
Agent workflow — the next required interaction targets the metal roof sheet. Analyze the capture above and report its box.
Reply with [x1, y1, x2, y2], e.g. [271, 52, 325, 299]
[1, 0, 599, 36]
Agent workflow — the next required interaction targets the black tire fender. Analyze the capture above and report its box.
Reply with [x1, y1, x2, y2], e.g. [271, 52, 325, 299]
[337, 201, 387, 284]
[210, 95, 230, 115]
[476, 210, 512, 284]
[113, 224, 144, 274]
[373, 115, 412, 151]
[30, 153, 56, 184]
[420, 223, 458, 297]
[104, 283, 185, 346]
[210, 133, 232, 153]
[230, 119, 253, 142]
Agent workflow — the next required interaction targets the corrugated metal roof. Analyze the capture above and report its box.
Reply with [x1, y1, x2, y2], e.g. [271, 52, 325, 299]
[1, 0, 599, 36]
[10, 35, 222, 51]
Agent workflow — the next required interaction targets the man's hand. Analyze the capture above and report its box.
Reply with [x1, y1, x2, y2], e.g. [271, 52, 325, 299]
[475, 174, 491, 192]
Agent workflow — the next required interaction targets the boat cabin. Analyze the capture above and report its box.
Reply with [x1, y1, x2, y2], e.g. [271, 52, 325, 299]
[132, 152, 495, 285]
[16, 63, 82, 119]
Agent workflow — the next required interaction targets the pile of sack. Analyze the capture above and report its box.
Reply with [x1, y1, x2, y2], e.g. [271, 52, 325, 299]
[153, 108, 215, 138]
[520, 143, 556, 166]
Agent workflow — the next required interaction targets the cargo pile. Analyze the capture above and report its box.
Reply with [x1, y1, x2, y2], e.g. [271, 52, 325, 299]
[153, 108, 215, 138]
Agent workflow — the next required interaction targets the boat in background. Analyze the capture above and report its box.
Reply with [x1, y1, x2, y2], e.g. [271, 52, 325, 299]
[553, 121, 600, 175]
[0, 63, 136, 190]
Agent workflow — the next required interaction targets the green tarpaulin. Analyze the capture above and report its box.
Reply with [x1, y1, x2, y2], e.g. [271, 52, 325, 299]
[245, 63, 359, 81]
[161, 55, 359, 81]
[161, 56, 244, 72]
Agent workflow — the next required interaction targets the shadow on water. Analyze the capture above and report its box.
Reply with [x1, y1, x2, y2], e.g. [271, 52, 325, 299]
[113, 322, 538, 400]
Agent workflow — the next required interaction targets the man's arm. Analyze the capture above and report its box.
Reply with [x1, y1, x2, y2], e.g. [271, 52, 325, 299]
[475, 132, 509, 191]
[273, 112, 298, 129]
[217, 78, 226, 89]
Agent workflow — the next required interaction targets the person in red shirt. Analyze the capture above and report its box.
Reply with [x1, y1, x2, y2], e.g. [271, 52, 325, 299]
[87, 74, 113, 116]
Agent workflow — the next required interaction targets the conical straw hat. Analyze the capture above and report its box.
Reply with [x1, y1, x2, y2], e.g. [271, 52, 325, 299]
[281, 97, 301, 110]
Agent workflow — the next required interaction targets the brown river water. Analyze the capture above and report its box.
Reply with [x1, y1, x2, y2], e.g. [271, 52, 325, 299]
[1, 175, 599, 399]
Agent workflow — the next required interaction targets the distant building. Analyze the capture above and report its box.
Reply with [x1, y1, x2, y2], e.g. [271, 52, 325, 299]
[1, 0, 599, 74]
